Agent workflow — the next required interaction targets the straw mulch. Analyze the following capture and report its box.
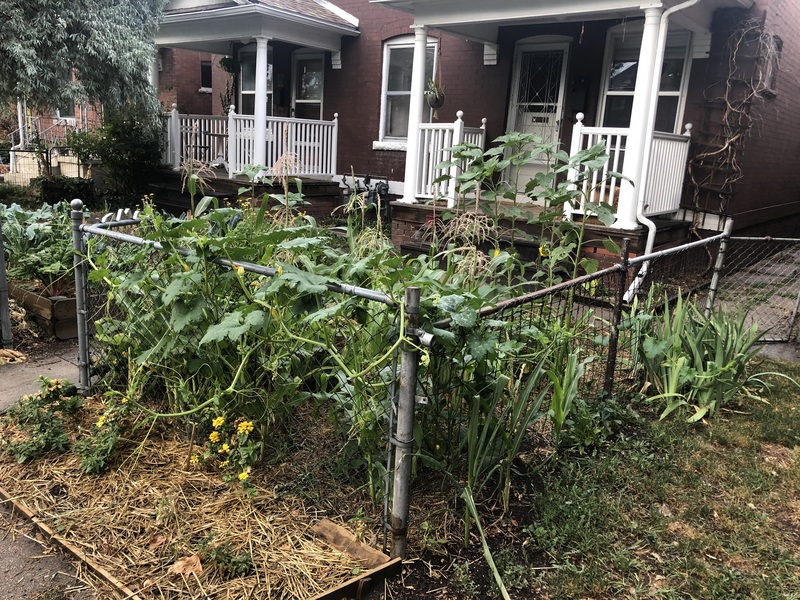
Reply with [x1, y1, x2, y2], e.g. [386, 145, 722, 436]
[0, 406, 377, 599]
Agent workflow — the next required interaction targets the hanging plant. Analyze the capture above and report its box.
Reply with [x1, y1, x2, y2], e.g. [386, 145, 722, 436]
[425, 79, 445, 112]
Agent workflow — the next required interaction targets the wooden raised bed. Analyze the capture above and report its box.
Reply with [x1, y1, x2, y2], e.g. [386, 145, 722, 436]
[8, 282, 77, 340]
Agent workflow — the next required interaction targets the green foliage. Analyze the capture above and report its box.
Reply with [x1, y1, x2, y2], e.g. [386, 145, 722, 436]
[641, 293, 765, 421]
[0, 201, 78, 295]
[0, 0, 166, 114]
[1, 378, 82, 463]
[66, 105, 161, 194]
[197, 414, 262, 489]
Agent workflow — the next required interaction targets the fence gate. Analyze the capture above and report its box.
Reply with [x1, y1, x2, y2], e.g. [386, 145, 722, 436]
[716, 237, 800, 343]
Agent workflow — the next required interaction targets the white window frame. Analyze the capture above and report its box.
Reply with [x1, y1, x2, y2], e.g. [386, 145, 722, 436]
[597, 24, 693, 134]
[374, 34, 437, 151]
[291, 49, 325, 120]
[238, 43, 273, 116]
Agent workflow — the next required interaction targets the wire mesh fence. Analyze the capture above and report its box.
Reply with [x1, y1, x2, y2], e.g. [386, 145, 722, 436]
[715, 237, 800, 342]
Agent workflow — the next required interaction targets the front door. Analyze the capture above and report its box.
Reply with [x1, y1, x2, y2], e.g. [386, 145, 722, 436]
[506, 42, 569, 196]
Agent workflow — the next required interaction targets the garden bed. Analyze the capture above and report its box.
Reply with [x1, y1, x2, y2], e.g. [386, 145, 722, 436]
[0, 393, 395, 599]
[8, 281, 77, 340]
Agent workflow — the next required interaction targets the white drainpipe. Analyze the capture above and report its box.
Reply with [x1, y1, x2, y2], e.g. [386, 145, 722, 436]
[624, 0, 702, 302]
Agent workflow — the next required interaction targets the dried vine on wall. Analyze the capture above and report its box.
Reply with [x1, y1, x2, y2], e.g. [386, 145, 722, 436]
[687, 16, 781, 225]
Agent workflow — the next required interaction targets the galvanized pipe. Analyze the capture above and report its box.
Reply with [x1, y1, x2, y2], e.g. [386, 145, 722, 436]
[71, 199, 92, 395]
[390, 286, 420, 559]
[0, 218, 12, 349]
[704, 220, 735, 317]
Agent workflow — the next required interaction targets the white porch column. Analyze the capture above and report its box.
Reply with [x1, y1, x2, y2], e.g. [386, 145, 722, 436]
[16, 101, 26, 148]
[614, 6, 664, 230]
[253, 36, 270, 167]
[149, 49, 160, 90]
[399, 24, 428, 204]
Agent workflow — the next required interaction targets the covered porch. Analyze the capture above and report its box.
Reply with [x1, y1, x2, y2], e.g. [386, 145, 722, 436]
[378, 0, 751, 252]
[153, 0, 359, 178]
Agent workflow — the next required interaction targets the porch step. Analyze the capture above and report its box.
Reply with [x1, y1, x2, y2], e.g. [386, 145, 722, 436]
[147, 167, 343, 219]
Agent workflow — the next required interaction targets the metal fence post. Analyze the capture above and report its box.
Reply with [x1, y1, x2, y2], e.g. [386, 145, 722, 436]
[705, 219, 735, 318]
[70, 199, 91, 395]
[390, 286, 421, 559]
[604, 238, 630, 397]
[0, 218, 12, 349]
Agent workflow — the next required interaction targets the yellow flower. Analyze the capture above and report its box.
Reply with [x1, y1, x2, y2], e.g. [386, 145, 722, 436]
[237, 421, 254, 435]
[238, 471, 249, 482]
[189, 454, 199, 465]
[121, 396, 129, 404]
[220, 460, 229, 468]
[276, 265, 283, 276]
[212, 416, 225, 428]
[493, 248, 501, 258]
[96, 415, 106, 428]
[209, 431, 221, 443]
[219, 443, 230, 454]
[235, 265, 245, 276]
[539, 244, 549, 257]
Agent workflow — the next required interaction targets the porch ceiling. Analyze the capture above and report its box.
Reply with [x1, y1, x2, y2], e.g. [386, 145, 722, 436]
[371, 0, 754, 43]
[155, 1, 360, 54]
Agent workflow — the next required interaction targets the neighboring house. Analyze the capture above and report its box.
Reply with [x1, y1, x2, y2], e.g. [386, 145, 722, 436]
[154, 0, 799, 246]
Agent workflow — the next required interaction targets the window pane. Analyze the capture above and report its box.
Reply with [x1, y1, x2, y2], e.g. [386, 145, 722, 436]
[294, 103, 320, 119]
[241, 54, 255, 92]
[660, 58, 684, 91]
[609, 61, 638, 91]
[241, 93, 255, 115]
[388, 47, 413, 91]
[654, 96, 679, 132]
[296, 58, 323, 100]
[385, 94, 410, 137]
[603, 95, 634, 128]
[518, 50, 563, 104]
[201, 61, 212, 88]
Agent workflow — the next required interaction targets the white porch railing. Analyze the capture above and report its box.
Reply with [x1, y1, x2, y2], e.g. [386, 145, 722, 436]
[161, 105, 339, 179]
[645, 127, 693, 215]
[565, 113, 692, 220]
[415, 111, 487, 207]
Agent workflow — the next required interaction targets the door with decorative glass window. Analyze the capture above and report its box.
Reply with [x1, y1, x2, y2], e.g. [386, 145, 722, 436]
[506, 42, 569, 197]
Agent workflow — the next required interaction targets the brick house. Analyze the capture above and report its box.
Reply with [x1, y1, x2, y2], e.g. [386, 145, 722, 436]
[150, 0, 800, 244]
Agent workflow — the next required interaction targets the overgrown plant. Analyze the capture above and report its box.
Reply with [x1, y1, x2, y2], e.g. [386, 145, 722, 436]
[641, 292, 765, 421]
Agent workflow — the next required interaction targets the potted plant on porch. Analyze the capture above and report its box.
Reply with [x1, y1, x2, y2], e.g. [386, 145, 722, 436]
[424, 79, 445, 118]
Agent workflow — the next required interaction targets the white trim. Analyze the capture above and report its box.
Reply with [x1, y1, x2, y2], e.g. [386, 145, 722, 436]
[505, 38, 571, 149]
[372, 140, 407, 151]
[378, 34, 437, 142]
[597, 22, 693, 134]
[291, 49, 325, 120]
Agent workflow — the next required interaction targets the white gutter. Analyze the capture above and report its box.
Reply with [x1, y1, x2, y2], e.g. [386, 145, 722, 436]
[624, 0, 702, 302]
[161, 4, 360, 37]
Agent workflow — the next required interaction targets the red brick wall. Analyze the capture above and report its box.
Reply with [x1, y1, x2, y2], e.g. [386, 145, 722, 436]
[730, 0, 800, 233]
[158, 49, 231, 116]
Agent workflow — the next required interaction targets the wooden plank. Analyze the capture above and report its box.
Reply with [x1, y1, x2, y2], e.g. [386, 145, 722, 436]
[52, 297, 76, 321]
[9, 282, 54, 320]
[306, 557, 402, 600]
[311, 519, 389, 570]
[0, 485, 144, 600]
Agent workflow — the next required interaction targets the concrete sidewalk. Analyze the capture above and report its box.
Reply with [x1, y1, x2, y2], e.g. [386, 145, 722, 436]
[0, 342, 79, 412]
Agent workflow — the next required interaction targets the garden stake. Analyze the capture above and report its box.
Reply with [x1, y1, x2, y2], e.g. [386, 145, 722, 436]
[704, 219, 734, 318]
[71, 198, 92, 395]
[390, 286, 420, 559]
[604, 237, 630, 396]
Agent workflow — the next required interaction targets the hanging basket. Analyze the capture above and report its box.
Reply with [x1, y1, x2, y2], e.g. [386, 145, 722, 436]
[424, 91, 445, 110]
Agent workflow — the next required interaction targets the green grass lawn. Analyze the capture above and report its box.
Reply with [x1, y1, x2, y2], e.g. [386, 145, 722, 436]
[394, 356, 800, 599]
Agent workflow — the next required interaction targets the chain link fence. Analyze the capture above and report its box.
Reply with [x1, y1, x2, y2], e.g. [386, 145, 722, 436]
[714, 237, 800, 342]
[71, 202, 407, 552]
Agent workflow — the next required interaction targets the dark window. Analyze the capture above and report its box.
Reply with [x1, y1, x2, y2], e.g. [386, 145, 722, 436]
[200, 61, 212, 89]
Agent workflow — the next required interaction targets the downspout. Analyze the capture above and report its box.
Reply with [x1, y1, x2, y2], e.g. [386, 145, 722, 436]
[624, 0, 701, 302]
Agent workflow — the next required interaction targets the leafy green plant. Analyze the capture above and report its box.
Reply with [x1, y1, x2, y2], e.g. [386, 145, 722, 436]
[641, 293, 766, 421]
[0, 201, 78, 296]
[1, 378, 82, 463]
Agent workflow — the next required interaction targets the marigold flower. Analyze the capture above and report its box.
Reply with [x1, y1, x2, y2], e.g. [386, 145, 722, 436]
[209, 430, 221, 443]
[238, 471, 249, 482]
[96, 415, 106, 428]
[212, 416, 225, 428]
[219, 443, 230, 454]
[237, 421, 254, 435]
[190, 454, 199, 465]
